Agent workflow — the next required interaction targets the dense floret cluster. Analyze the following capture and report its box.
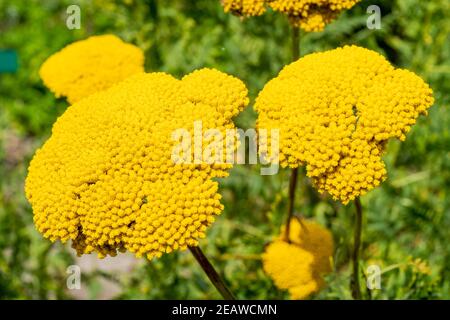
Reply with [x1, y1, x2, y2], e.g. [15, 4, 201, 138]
[39, 35, 145, 104]
[25, 69, 249, 259]
[221, 0, 361, 32]
[255, 45, 434, 203]
[270, 0, 361, 31]
[221, 0, 266, 17]
[262, 218, 333, 299]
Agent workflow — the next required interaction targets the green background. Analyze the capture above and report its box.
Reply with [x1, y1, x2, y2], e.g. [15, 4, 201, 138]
[0, 0, 449, 299]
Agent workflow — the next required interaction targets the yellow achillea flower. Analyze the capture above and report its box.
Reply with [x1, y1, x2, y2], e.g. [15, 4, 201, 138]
[221, 0, 360, 32]
[269, 0, 361, 32]
[39, 34, 144, 104]
[262, 218, 333, 299]
[263, 241, 316, 299]
[25, 69, 249, 259]
[408, 257, 432, 275]
[255, 45, 434, 204]
[222, 0, 266, 16]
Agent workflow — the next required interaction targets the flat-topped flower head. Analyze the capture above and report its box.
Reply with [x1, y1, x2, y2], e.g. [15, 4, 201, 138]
[221, 0, 361, 32]
[269, 0, 361, 32]
[255, 45, 434, 203]
[39, 34, 145, 104]
[221, 0, 266, 17]
[262, 218, 333, 299]
[25, 69, 248, 259]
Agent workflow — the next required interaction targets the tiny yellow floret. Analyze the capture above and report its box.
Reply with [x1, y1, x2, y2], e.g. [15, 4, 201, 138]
[39, 34, 145, 104]
[255, 45, 434, 203]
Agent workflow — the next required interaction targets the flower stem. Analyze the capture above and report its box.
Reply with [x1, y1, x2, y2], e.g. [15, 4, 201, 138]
[292, 25, 300, 61]
[284, 167, 298, 242]
[351, 197, 363, 299]
[284, 24, 301, 243]
[189, 245, 235, 300]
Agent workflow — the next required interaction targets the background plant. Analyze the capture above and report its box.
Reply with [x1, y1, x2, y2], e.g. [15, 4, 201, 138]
[0, 0, 449, 299]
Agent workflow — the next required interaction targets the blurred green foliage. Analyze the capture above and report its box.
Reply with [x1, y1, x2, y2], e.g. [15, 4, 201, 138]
[0, 0, 448, 299]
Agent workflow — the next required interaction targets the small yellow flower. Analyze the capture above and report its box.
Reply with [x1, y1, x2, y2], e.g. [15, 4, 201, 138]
[262, 218, 333, 299]
[39, 34, 145, 104]
[222, 0, 266, 17]
[408, 257, 432, 275]
[25, 68, 248, 259]
[269, 0, 361, 32]
[255, 45, 434, 203]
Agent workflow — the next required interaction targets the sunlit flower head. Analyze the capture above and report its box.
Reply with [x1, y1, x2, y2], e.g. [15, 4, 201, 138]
[255, 45, 434, 203]
[39, 34, 145, 104]
[25, 68, 248, 259]
[262, 218, 334, 299]
[269, 0, 361, 32]
[221, 0, 266, 17]
[221, 0, 361, 32]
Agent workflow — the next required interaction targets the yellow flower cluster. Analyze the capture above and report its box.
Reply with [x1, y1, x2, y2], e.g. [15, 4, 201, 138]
[25, 69, 249, 259]
[262, 218, 333, 299]
[221, 0, 266, 17]
[221, 0, 361, 32]
[408, 257, 432, 275]
[39, 34, 145, 104]
[270, 0, 361, 32]
[255, 45, 434, 203]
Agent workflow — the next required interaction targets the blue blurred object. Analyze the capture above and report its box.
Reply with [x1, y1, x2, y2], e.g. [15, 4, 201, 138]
[0, 49, 18, 73]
